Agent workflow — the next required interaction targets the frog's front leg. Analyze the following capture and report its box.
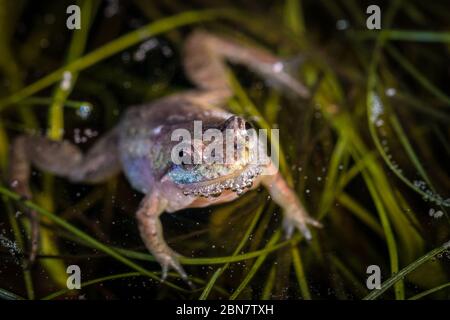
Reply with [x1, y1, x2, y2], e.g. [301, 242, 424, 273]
[261, 165, 321, 240]
[136, 192, 190, 284]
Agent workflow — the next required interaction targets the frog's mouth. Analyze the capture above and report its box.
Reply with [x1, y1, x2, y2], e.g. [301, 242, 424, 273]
[181, 164, 263, 198]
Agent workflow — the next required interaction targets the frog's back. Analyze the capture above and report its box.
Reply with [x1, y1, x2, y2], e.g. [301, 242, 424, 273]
[117, 97, 231, 193]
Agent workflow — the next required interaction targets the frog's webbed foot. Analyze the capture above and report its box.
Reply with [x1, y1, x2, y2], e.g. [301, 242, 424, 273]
[136, 192, 193, 288]
[282, 207, 322, 241]
[158, 249, 193, 288]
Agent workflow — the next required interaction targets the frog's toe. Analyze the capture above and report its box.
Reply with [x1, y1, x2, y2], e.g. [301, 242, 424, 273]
[282, 216, 311, 240]
[159, 253, 193, 288]
[282, 220, 296, 239]
[295, 220, 312, 241]
[306, 216, 323, 228]
[282, 214, 321, 241]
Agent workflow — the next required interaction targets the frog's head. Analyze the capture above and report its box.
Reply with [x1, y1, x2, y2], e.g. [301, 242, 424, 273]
[166, 116, 264, 197]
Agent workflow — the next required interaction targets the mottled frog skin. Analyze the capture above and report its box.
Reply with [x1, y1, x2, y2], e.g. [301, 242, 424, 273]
[9, 30, 320, 283]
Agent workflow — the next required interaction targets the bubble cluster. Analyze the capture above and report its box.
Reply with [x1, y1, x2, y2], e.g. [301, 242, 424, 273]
[428, 208, 443, 219]
[133, 39, 160, 62]
[369, 93, 384, 124]
[183, 165, 262, 198]
[74, 128, 98, 144]
[0, 234, 21, 257]
[414, 180, 450, 207]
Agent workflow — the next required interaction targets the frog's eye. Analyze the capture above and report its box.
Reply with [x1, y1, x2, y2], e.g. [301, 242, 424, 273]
[180, 152, 199, 170]
[244, 121, 253, 130]
[174, 142, 202, 170]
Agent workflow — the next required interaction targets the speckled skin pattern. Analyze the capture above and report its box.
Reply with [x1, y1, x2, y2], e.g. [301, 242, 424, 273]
[9, 30, 320, 282]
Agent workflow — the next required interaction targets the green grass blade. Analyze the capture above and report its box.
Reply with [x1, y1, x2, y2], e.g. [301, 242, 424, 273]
[199, 204, 264, 299]
[42, 272, 141, 300]
[364, 240, 450, 300]
[42, 271, 226, 300]
[0, 185, 185, 292]
[362, 171, 404, 299]
[0, 288, 25, 300]
[318, 136, 348, 219]
[4, 197, 35, 299]
[0, 9, 226, 111]
[386, 45, 450, 106]
[230, 230, 281, 300]
[408, 282, 450, 300]
[367, 91, 449, 207]
[47, 0, 97, 140]
[284, 0, 305, 35]
[115, 236, 300, 265]
[261, 265, 277, 300]
[291, 246, 311, 299]
[337, 193, 384, 238]
[22, 97, 93, 110]
[352, 30, 450, 43]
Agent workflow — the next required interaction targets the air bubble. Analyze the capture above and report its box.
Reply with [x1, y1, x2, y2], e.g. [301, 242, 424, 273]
[60, 71, 72, 90]
[336, 19, 349, 30]
[272, 62, 284, 73]
[77, 104, 92, 119]
[0, 234, 21, 255]
[385, 88, 397, 97]
[429, 208, 444, 219]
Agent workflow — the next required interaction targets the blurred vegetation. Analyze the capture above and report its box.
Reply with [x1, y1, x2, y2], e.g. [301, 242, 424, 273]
[0, 0, 449, 300]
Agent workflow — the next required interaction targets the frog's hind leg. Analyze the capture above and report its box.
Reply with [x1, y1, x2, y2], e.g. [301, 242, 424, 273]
[8, 129, 121, 264]
[182, 30, 310, 105]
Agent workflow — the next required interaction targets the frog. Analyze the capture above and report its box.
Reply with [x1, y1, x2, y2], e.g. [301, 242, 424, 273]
[9, 30, 321, 283]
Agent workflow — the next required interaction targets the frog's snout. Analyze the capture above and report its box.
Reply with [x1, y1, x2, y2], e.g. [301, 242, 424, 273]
[222, 116, 253, 132]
